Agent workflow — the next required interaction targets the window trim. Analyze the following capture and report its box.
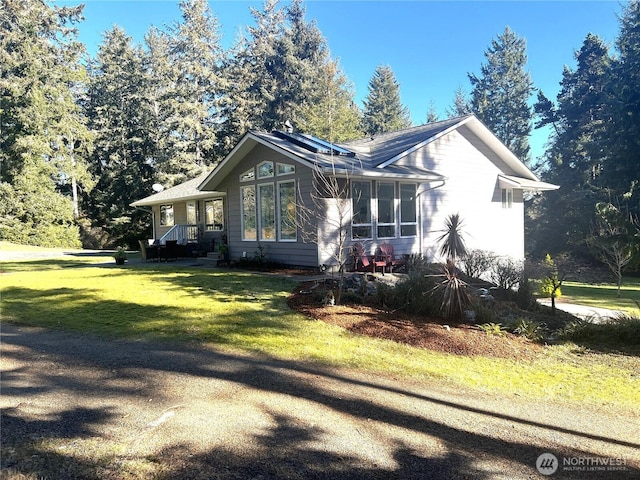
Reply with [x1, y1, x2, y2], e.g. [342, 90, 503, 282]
[351, 180, 372, 240]
[160, 204, 174, 227]
[502, 188, 513, 209]
[241, 185, 257, 241]
[204, 198, 224, 231]
[257, 161, 274, 179]
[240, 167, 255, 182]
[276, 163, 295, 176]
[277, 179, 297, 242]
[399, 183, 417, 238]
[258, 183, 276, 241]
[377, 181, 396, 239]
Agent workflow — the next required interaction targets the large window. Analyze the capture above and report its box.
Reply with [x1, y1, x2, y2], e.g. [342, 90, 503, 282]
[160, 204, 174, 227]
[400, 184, 417, 237]
[241, 186, 256, 240]
[352, 181, 372, 239]
[377, 182, 396, 238]
[259, 184, 276, 240]
[278, 180, 297, 241]
[205, 199, 224, 231]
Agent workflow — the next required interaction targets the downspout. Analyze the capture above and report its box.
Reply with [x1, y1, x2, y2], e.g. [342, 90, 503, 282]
[416, 179, 446, 257]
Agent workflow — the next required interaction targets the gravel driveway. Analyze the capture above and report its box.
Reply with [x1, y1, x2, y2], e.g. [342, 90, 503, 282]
[1, 324, 639, 479]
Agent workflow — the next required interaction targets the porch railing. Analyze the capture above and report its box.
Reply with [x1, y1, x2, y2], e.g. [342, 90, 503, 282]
[159, 224, 199, 244]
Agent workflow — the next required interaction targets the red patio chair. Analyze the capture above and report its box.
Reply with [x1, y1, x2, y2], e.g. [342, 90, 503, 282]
[352, 242, 387, 274]
[378, 243, 407, 273]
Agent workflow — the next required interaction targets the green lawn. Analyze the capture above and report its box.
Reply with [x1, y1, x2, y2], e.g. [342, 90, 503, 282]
[1, 255, 639, 413]
[561, 279, 640, 313]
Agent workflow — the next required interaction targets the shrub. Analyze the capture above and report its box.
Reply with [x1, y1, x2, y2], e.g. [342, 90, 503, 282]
[461, 249, 496, 279]
[378, 271, 440, 316]
[512, 317, 547, 342]
[477, 322, 508, 336]
[434, 261, 472, 320]
[489, 256, 523, 290]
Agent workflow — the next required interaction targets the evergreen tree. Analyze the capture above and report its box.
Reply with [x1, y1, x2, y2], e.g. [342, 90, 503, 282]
[446, 85, 472, 117]
[606, 1, 640, 216]
[0, 0, 92, 247]
[469, 27, 534, 164]
[161, 0, 224, 183]
[425, 99, 439, 123]
[362, 65, 412, 135]
[85, 27, 155, 247]
[297, 60, 363, 142]
[529, 34, 613, 254]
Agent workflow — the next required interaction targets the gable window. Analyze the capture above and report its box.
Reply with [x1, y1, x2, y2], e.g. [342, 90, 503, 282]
[241, 186, 257, 240]
[205, 199, 224, 231]
[160, 204, 174, 227]
[277, 163, 295, 176]
[502, 188, 513, 209]
[352, 181, 372, 239]
[258, 183, 276, 240]
[240, 168, 255, 182]
[258, 161, 274, 179]
[400, 184, 417, 237]
[377, 182, 396, 238]
[278, 180, 297, 241]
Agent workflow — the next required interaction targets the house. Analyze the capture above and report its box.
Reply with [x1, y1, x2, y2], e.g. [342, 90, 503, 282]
[131, 114, 558, 268]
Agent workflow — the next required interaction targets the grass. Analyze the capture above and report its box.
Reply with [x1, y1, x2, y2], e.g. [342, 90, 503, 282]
[560, 279, 640, 313]
[2, 255, 639, 413]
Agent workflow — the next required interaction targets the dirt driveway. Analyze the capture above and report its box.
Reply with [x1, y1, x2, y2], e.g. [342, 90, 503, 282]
[1, 324, 639, 480]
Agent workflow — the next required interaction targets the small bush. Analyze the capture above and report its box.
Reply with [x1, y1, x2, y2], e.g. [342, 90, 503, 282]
[470, 299, 495, 323]
[512, 317, 547, 342]
[489, 256, 523, 290]
[379, 271, 440, 316]
[557, 315, 640, 351]
[461, 249, 496, 279]
[477, 322, 508, 336]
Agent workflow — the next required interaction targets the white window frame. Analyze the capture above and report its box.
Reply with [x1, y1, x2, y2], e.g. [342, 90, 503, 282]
[377, 181, 396, 239]
[160, 204, 174, 227]
[399, 183, 417, 237]
[277, 179, 297, 242]
[205, 198, 224, 231]
[502, 188, 513, 209]
[240, 167, 255, 182]
[257, 161, 274, 179]
[277, 163, 295, 176]
[351, 180, 372, 240]
[258, 183, 276, 241]
[241, 185, 257, 241]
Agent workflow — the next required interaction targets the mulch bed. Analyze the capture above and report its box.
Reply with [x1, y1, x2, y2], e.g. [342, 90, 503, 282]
[287, 280, 544, 361]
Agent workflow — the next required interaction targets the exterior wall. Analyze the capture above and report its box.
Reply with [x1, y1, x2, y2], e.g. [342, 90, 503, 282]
[396, 127, 526, 261]
[215, 143, 319, 267]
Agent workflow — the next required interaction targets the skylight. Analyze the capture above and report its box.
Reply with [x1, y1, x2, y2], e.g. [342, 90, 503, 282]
[274, 131, 355, 156]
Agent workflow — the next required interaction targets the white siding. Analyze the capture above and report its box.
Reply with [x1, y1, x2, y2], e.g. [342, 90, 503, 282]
[396, 128, 526, 261]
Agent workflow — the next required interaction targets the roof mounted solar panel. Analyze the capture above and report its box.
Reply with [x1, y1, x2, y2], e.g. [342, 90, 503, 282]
[273, 131, 354, 156]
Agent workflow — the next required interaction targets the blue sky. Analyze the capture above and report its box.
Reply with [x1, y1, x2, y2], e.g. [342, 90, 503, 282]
[55, 0, 623, 161]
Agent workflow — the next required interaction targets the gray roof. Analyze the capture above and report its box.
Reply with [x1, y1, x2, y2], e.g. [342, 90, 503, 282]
[130, 172, 223, 207]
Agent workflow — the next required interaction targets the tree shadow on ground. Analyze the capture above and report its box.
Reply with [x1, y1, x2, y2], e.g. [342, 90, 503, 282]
[2, 325, 638, 479]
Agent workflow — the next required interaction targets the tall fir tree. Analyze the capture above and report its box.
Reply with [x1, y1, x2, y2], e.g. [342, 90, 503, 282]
[446, 86, 472, 117]
[529, 34, 613, 255]
[85, 27, 155, 247]
[0, 0, 92, 247]
[469, 27, 534, 164]
[362, 65, 412, 135]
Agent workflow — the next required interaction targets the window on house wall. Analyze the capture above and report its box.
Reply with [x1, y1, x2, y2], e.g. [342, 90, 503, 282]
[502, 188, 513, 209]
[259, 183, 276, 240]
[400, 184, 417, 237]
[160, 204, 174, 227]
[377, 182, 396, 238]
[278, 180, 296, 241]
[258, 161, 274, 178]
[352, 181, 372, 239]
[205, 199, 224, 231]
[241, 186, 256, 240]
[277, 163, 295, 176]
[240, 168, 255, 182]
[186, 201, 197, 225]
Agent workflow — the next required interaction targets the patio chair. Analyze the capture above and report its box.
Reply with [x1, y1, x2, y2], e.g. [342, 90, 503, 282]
[352, 242, 387, 274]
[161, 240, 179, 261]
[378, 243, 407, 273]
[138, 239, 159, 262]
